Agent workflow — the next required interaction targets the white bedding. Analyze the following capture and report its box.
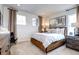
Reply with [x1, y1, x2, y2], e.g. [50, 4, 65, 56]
[32, 33, 65, 48]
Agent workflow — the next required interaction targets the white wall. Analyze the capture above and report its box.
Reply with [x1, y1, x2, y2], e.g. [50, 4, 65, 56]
[16, 11, 39, 42]
[0, 5, 39, 43]
[49, 9, 76, 19]
[2, 6, 9, 29]
[48, 9, 77, 36]
[0, 5, 9, 30]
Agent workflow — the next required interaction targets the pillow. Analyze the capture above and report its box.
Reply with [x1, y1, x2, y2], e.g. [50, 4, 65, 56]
[57, 28, 65, 34]
[47, 28, 65, 34]
[47, 29, 57, 33]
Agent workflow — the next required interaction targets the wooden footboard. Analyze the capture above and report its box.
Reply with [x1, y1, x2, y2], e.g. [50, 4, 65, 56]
[46, 40, 65, 53]
[31, 38, 65, 53]
[31, 38, 46, 52]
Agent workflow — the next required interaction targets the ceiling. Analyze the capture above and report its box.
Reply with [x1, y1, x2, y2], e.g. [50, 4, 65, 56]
[4, 4, 76, 17]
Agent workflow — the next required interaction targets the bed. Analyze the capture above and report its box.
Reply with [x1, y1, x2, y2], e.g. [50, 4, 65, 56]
[31, 27, 67, 53]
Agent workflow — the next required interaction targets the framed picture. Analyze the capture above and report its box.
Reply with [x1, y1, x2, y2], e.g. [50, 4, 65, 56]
[49, 15, 66, 28]
[57, 16, 66, 25]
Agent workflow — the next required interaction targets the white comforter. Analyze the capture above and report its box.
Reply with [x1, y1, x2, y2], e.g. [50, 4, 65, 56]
[32, 33, 65, 48]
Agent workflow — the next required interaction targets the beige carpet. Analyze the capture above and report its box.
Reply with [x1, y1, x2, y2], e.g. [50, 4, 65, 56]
[10, 41, 79, 55]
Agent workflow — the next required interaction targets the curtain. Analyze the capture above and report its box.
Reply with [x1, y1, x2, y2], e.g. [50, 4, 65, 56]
[8, 8, 16, 35]
[38, 16, 43, 32]
[77, 6, 79, 27]
[0, 12, 1, 26]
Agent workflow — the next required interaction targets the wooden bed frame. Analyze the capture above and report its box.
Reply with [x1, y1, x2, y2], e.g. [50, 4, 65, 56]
[31, 27, 67, 53]
[31, 38, 65, 53]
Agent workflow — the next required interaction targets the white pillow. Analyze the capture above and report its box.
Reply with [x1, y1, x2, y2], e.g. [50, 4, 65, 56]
[47, 29, 57, 33]
[47, 28, 65, 34]
[57, 28, 65, 34]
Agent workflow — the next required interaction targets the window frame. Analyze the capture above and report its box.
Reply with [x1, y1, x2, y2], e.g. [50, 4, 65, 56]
[16, 14, 26, 25]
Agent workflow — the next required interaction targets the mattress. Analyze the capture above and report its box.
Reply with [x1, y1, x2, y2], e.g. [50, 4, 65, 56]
[31, 33, 65, 48]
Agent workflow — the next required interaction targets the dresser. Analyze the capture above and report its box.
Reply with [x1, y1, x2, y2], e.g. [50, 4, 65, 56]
[66, 36, 79, 51]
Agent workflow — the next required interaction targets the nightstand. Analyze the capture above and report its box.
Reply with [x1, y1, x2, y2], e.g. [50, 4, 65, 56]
[66, 36, 79, 51]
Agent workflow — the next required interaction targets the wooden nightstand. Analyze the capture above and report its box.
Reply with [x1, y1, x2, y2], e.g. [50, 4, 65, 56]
[66, 36, 79, 51]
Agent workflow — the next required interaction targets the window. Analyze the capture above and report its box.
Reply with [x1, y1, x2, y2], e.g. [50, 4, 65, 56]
[32, 18, 37, 26]
[16, 14, 26, 25]
[68, 14, 76, 27]
[67, 14, 76, 36]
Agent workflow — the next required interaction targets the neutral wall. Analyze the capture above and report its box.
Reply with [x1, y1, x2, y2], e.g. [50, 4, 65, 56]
[0, 5, 9, 30]
[49, 9, 76, 19]
[16, 11, 39, 42]
[48, 9, 77, 35]
[2, 6, 9, 29]
[0, 5, 39, 43]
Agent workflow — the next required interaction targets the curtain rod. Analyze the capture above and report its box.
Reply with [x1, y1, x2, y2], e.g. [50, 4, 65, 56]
[8, 8, 18, 11]
[66, 7, 77, 11]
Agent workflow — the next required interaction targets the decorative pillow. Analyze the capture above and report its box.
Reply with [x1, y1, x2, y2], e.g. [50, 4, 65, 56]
[47, 28, 65, 35]
[57, 28, 65, 34]
[47, 29, 57, 33]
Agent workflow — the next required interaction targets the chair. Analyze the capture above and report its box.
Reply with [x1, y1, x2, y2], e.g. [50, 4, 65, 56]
[10, 32, 17, 44]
